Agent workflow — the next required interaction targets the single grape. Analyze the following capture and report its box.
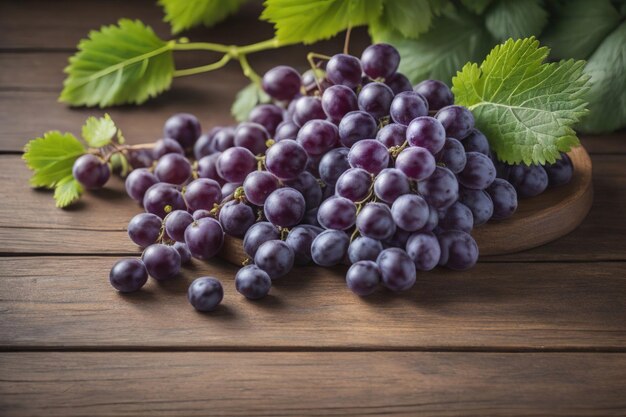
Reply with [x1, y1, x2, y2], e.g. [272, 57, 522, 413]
[361, 43, 400, 80]
[406, 232, 441, 271]
[125, 168, 158, 202]
[346, 260, 381, 296]
[335, 168, 372, 202]
[243, 222, 279, 258]
[376, 123, 407, 148]
[285, 171, 323, 210]
[188, 277, 223, 312]
[377, 248, 416, 292]
[457, 152, 496, 190]
[297, 119, 339, 156]
[348, 236, 383, 263]
[243, 171, 279, 206]
[319, 147, 350, 186]
[438, 230, 478, 271]
[285, 226, 320, 266]
[391, 194, 429, 232]
[216, 146, 257, 183]
[194, 127, 222, 160]
[436, 137, 466, 174]
[184, 178, 222, 212]
[192, 209, 212, 221]
[413, 80, 453, 111]
[385, 72, 413, 95]
[234, 122, 269, 155]
[154, 153, 192, 185]
[486, 178, 518, 220]
[197, 153, 223, 184]
[358, 82, 394, 120]
[545, 152, 573, 187]
[417, 166, 459, 210]
[435, 105, 474, 140]
[264, 187, 306, 227]
[219, 201, 255, 238]
[292, 96, 326, 127]
[322, 85, 358, 123]
[72, 154, 110, 189]
[417, 205, 439, 233]
[235, 265, 272, 300]
[109, 258, 148, 293]
[249, 104, 284, 136]
[184, 217, 224, 260]
[127, 149, 154, 169]
[348, 139, 390, 175]
[143, 183, 186, 218]
[458, 187, 493, 225]
[274, 121, 300, 141]
[142, 244, 181, 281]
[311, 230, 350, 267]
[221, 182, 242, 198]
[326, 53, 362, 89]
[463, 129, 490, 155]
[317, 196, 357, 230]
[163, 113, 201, 150]
[395, 146, 436, 181]
[356, 202, 396, 241]
[508, 164, 548, 198]
[212, 127, 236, 152]
[254, 240, 295, 279]
[438, 202, 473, 233]
[173, 241, 192, 265]
[301, 68, 326, 91]
[153, 138, 184, 160]
[374, 168, 410, 204]
[127, 212, 162, 247]
[164, 210, 193, 243]
[389, 91, 428, 126]
[262, 65, 301, 101]
[265, 139, 308, 180]
[492, 156, 511, 180]
[406, 116, 446, 154]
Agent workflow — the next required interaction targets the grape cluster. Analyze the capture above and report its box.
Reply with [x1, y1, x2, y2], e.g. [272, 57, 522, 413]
[99, 42, 575, 309]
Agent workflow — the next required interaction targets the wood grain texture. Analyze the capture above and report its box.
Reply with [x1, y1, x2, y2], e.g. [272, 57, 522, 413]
[1, 256, 624, 350]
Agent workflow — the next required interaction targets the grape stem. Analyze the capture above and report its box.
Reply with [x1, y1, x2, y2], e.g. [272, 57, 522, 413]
[306, 52, 332, 93]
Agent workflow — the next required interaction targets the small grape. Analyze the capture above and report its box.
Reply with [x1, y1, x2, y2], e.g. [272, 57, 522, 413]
[164, 210, 193, 243]
[311, 230, 350, 267]
[262, 65, 301, 101]
[406, 232, 441, 271]
[234, 122, 269, 155]
[188, 277, 223, 312]
[377, 123, 407, 148]
[154, 153, 192, 185]
[218, 201, 255, 238]
[374, 168, 410, 204]
[361, 43, 400, 80]
[274, 121, 300, 141]
[197, 153, 223, 184]
[435, 105, 474, 140]
[438, 202, 473, 233]
[348, 139, 390, 175]
[385, 72, 413, 95]
[458, 188, 494, 225]
[389, 91, 429, 126]
[358, 82, 394, 120]
[127, 212, 162, 248]
[125, 168, 158, 202]
[486, 178, 518, 220]
[292, 96, 326, 127]
[216, 146, 257, 183]
[194, 127, 222, 160]
[192, 209, 212, 220]
[348, 236, 383, 263]
[249, 104, 284, 136]
[319, 147, 350, 186]
[285, 171, 323, 210]
[297, 119, 339, 156]
[545, 152, 573, 187]
[143, 183, 186, 218]
[391, 194, 429, 232]
[212, 127, 236, 152]
[109, 258, 148, 293]
[457, 152, 496, 190]
[326, 53, 362, 89]
[153, 138, 184, 159]
[317, 196, 357, 230]
[243, 222, 279, 259]
[285, 226, 320, 266]
[413, 80, 453, 111]
[436, 137, 466, 174]
[356, 203, 396, 241]
[173, 241, 192, 265]
[508, 164, 548, 198]
[346, 260, 381, 296]
[243, 171, 279, 206]
[335, 168, 372, 202]
[184, 217, 224, 260]
[264, 187, 306, 227]
[142, 244, 181, 281]
[163, 113, 201, 150]
[377, 248, 416, 292]
[127, 149, 154, 169]
[417, 166, 459, 210]
[184, 178, 222, 212]
[235, 265, 272, 300]
[437, 230, 478, 271]
[322, 85, 358, 123]
[254, 240, 295, 279]
[395, 146, 436, 182]
[463, 129, 490, 155]
[72, 154, 110, 189]
[265, 139, 308, 180]
[221, 182, 242, 198]
[406, 116, 446, 154]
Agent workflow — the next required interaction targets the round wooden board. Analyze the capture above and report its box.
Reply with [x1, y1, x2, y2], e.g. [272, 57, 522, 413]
[219, 146, 593, 264]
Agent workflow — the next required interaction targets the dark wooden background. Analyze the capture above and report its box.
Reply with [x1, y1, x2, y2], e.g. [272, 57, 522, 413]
[1, 1, 625, 415]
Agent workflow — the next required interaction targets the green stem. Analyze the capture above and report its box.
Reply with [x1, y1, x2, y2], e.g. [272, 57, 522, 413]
[173, 54, 232, 77]
[238, 54, 261, 84]
[172, 41, 231, 53]
[235, 38, 283, 56]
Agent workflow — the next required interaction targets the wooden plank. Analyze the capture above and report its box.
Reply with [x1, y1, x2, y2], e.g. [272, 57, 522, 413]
[1, 256, 624, 349]
[1, 352, 625, 416]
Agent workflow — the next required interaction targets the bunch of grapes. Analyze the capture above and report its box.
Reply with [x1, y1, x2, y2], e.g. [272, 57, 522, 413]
[83, 43, 574, 311]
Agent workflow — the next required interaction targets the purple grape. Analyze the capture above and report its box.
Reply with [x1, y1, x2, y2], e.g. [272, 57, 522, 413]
[125, 168, 158, 202]
[374, 168, 410, 204]
[109, 258, 148, 293]
[292, 96, 326, 127]
[143, 183, 186, 218]
[338, 110, 377, 147]
[184, 178, 222, 212]
[348, 236, 383, 263]
[254, 240, 294, 279]
[492, 156, 511, 180]
[346, 260, 381, 296]
[417, 205, 439, 233]
[545, 153, 573, 187]
[435, 105, 474, 140]
[264, 187, 306, 227]
[406, 116, 446, 154]
[508, 164, 548, 198]
[322, 85, 358, 123]
[262, 65, 301, 101]
[243, 222, 279, 258]
[458, 152, 496, 190]
[265, 139, 308, 180]
[438, 230, 478, 270]
[358, 82, 394, 120]
[436, 137, 466, 174]
[184, 217, 224, 260]
[154, 153, 192, 185]
[274, 121, 300, 141]
[458, 188, 493, 225]
[219, 201, 255, 238]
[188, 277, 223, 312]
[164, 210, 193, 243]
[173, 241, 192, 265]
[72, 154, 110, 189]
[142, 243, 181, 280]
[216, 146, 257, 183]
[243, 170, 279, 206]
[297, 119, 339, 156]
[377, 248, 416, 292]
[348, 139, 389, 175]
[285, 226, 320, 266]
[194, 127, 221, 160]
[319, 147, 350, 186]
[406, 232, 441, 271]
[383, 228, 411, 249]
[221, 182, 241, 198]
[377, 123, 406, 148]
[234, 122, 269, 155]
[317, 196, 357, 230]
[249, 104, 284, 136]
[127, 149, 154, 169]
[438, 202, 473, 233]
[391, 194, 429, 232]
[335, 168, 372, 202]
[385, 72, 413, 95]
[235, 265, 272, 299]
[463, 129, 490, 154]
[302, 208, 321, 228]
[192, 209, 212, 221]
[285, 171, 323, 210]
[361, 43, 400, 80]
[127, 213, 162, 248]
[163, 113, 201, 150]
[390, 91, 428, 126]
[413, 80, 453, 111]
[356, 202, 395, 241]
[197, 153, 223, 184]
[417, 166, 458, 210]
[326, 53, 362, 89]
[486, 178, 518, 220]
[212, 127, 235, 152]
[153, 138, 184, 160]
[311, 230, 350, 267]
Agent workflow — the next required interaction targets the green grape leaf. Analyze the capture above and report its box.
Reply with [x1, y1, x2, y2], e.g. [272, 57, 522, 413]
[60, 19, 175, 107]
[373, 0, 449, 39]
[159, 0, 249, 34]
[541, 0, 621, 59]
[485, 0, 548, 41]
[577, 23, 626, 134]
[81, 113, 117, 148]
[370, 10, 494, 84]
[231, 82, 272, 122]
[461, 0, 493, 14]
[452, 37, 590, 165]
[261, 0, 383, 44]
[54, 175, 84, 208]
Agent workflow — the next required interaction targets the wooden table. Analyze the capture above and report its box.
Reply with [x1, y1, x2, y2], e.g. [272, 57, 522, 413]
[1, 1, 625, 415]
